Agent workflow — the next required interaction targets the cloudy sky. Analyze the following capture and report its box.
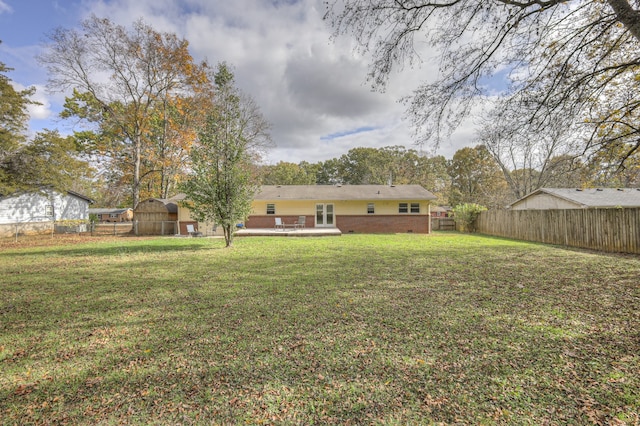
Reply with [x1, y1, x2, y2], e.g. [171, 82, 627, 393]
[0, 0, 477, 164]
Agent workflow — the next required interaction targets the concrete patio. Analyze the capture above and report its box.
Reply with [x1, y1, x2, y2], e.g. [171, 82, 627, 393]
[235, 227, 342, 237]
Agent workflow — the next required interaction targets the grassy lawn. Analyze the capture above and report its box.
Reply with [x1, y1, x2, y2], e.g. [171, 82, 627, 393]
[1, 232, 639, 425]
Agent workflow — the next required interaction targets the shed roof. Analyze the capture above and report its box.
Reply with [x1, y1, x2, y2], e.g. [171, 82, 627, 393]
[89, 208, 132, 215]
[255, 185, 437, 201]
[510, 188, 640, 208]
[135, 198, 178, 213]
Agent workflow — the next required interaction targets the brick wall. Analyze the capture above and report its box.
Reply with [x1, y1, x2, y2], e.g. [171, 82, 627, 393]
[179, 221, 198, 235]
[336, 215, 430, 234]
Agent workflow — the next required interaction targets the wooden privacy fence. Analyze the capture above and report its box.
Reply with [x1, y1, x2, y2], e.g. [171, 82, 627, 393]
[476, 208, 640, 254]
[90, 222, 133, 236]
[431, 217, 456, 231]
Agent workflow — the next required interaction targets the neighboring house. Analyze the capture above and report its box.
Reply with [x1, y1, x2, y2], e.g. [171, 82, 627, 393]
[89, 208, 133, 222]
[431, 206, 453, 217]
[248, 184, 437, 234]
[508, 188, 640, 210]
[0, 189, 93, 237]
[133, 197, 179, 235]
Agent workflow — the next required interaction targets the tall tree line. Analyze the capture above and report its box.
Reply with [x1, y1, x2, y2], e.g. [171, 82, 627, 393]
[259, 144, 640, 208]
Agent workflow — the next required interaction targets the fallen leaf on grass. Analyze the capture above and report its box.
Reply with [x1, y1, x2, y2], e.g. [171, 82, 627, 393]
[14, 383, 36, 396]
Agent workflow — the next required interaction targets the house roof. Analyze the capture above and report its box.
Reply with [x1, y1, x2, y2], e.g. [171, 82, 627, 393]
[67, 190, 95, 204]
[1, 189, 94, 204]
[255, 185, 437, 201]
[431, 206, 449, 213]
[510, 188, 640, 208]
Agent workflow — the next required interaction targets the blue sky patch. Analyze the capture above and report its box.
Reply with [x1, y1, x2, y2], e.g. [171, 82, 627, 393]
[321, 126, 380, 141]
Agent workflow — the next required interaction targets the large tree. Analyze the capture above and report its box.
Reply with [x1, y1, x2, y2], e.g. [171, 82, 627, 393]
[338, 147, 390, 184]
[260, 161, 317, 185]
[1, 49, 33, 193]
[181, 63, 271, 247]
[478, 103, 582, 199]
[447, 145, 509, 208]
[1, 49, 90, 194]
[326, 0, 640, 165]
[585, 142, 640, 187]
[39, 16, 208, 208]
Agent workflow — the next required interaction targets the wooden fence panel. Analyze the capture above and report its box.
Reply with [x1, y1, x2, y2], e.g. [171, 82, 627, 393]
[90, 223, 133, 236]
[134, 220, 177, 236]
[476, 208, 640, 254]
[431, 217, 456, 231]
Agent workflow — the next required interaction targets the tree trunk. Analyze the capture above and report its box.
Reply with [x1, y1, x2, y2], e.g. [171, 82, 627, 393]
[607, 0, 640, 43]
[133, 136, 142, 209]
[223, 224, 233, 247]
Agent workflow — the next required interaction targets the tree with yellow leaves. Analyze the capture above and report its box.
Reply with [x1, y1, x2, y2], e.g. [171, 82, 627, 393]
[39, 16, 209, 208]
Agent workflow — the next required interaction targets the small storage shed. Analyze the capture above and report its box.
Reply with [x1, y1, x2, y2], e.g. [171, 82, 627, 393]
[134, 198, 178, 235]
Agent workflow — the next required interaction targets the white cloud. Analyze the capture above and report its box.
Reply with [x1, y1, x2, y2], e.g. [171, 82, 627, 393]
[6, 0, 478, 163]
[0, 1, 11, 14]
[9, 82, 52, 121]
[27, 85, 53, 120]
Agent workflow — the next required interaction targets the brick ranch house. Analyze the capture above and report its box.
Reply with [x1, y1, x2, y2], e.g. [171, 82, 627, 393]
[246, 184, 437, 234]
[89, 207, 133, 222]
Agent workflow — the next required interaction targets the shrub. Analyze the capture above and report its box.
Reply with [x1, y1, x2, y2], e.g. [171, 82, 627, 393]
[453, 203, 487, 232]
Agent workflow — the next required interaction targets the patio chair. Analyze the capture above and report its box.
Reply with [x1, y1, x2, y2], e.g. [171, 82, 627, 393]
[275, 217, 285, 230]
[295, 216, 306, 229]
[186, 224, 203, 237]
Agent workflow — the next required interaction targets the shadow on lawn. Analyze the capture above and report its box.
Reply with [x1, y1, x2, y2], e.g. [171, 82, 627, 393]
[3, 296, 638, 424]
[0, 239, 222, 258]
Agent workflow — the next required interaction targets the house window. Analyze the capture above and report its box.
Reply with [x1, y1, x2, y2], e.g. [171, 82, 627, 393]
[367, 203, 375, 214]
[45, 205, 53, 217]
[410, 203, 420, 213]
[109, 213, 118, 218]
[399, 203, 408, 213]
[266, 204, 275, 215]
